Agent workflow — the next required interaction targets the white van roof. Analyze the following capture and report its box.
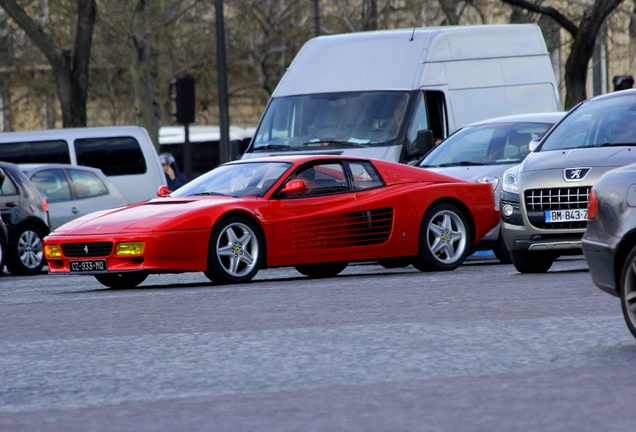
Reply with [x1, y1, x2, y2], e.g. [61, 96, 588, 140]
[274, 24, 549, 96]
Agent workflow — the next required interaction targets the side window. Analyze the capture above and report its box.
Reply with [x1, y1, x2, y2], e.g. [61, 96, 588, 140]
[75, 137, 147, 176]
[347, 161, 384, 191]
[286, 162, 348, 197]
[0, 140, 70, 164]
[30, 169, 72, 203]
[0, 172, 18, 195]
[68, 169, 108, 199]
[407, 90, 448, 145]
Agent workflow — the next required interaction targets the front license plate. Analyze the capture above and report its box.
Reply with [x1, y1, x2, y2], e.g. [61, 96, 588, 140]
[70, 260, 107, 272]
[544, 209, 588, 223]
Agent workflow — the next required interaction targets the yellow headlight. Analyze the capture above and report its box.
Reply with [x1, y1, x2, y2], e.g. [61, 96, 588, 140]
[44, 245, 62, 258]
[116, 242, 145, 256]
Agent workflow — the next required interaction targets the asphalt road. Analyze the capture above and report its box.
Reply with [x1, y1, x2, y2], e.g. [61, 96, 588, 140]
[1, 255, 635, 432]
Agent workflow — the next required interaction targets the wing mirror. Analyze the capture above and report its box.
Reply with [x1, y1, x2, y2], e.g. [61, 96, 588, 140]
[280, 179, 307, 194]
[157, 185, 172, 197]
[529, 138, 541, 153]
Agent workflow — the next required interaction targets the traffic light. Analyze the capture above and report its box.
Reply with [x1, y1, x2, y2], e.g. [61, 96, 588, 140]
[169, 75, 196, 124]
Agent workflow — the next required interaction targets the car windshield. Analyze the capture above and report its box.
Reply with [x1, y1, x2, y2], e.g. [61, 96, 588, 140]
[170, 161, 291, 198]
[541, 95, 636, 151]
[418, 121, 556, 167]
[252, 91, 410, 151]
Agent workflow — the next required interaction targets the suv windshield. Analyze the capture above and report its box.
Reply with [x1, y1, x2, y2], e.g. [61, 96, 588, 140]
[252, 91, 410, 151]
[541, 94, 636, 151]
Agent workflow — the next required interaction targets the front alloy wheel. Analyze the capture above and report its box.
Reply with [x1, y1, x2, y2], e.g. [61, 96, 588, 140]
[205, 216, 263, 284]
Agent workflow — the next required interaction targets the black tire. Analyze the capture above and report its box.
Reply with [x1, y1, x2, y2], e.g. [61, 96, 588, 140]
[6, 224, 46, 276]
[510, 250, 556, 273]
[619, 246, 636, 339]
[412, 203, 472, 272]
[294, 262, 348, 278]
[204, 216, 263, 284]
[95, 272, 149, 289]
[492, 232, 512, 264]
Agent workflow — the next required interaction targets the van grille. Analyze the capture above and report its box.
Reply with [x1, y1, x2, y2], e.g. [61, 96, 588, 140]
[62, 242, 113, 257]
[524, 187, 591, 229]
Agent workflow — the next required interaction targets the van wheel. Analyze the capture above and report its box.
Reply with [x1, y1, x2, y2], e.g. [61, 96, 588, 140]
[95, 272, 148, 289]
[294, 262, 348, 278]
[510, 251, 555, 273]
[412, 203, 471, 271]
[6, 224, 46, 276]
[205, 216, 263, 284]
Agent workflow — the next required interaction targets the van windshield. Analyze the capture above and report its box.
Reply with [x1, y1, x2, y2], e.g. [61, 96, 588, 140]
[251, 91, 410, 152]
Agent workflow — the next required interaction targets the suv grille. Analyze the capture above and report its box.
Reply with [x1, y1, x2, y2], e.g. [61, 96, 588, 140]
[62, 242, 113, 257]
[524, 187, 591, 229]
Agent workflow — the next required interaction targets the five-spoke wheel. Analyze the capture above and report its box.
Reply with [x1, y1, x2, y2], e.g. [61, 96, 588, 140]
[205, 216, 263, 284]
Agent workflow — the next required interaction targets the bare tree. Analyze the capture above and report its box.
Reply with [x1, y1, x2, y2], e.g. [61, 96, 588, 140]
[0, 0, 96, 127]
[501, 0, 625, 109]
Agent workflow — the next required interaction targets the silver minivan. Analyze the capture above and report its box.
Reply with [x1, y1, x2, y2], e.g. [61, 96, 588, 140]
[500, 89, 636, 273]
[0, 126, 166, 204]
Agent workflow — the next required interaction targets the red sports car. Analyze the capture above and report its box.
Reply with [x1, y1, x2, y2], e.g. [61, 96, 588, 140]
[43, 155, 499, 288]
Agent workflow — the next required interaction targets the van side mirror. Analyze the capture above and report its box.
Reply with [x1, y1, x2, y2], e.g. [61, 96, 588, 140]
[230, 138, 251, 160]
[408, 129, 434, 159]
[528, 138, 541, 152]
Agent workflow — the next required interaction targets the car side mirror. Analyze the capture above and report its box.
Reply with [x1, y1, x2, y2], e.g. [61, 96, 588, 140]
[280, 179, 307, 194]
[157, 185, 171, 197]
[0, 168, 5, 189]
[529, 138, 541, 152]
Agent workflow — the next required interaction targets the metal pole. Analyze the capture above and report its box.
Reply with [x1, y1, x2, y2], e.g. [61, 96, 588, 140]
[215, 0, 230, 164]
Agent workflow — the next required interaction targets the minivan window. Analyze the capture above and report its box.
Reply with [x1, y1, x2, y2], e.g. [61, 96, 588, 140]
[75, 137, 147, 176]
[0, 140, 70, 164]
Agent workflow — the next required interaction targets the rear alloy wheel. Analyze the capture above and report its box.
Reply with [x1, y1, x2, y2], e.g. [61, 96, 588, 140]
[510, 251, 555, 273]
[294, 262, 348, 278]
[205, 216, 263, 284]
[6, 224, 46, 276]
[412, 203, 472, 272]
[95, 272, 149, 289]
[620, 246, 636, 339]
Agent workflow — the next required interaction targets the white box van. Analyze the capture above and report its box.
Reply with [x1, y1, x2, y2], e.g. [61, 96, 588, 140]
[241, 24, 561, 163]
[0, 126, 166, 204]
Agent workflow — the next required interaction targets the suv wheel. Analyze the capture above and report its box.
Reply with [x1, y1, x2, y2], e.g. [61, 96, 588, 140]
[510, 250, 556, 273]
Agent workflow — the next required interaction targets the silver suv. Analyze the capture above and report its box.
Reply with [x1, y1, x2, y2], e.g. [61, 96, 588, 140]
[500, 89, 636, 273]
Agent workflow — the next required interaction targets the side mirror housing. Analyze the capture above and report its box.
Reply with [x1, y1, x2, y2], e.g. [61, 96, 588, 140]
[408, 129, 434, 159]
[157, 185, 171, 197]
[529, 138, 541, 153]
[280, 179, 307, 194]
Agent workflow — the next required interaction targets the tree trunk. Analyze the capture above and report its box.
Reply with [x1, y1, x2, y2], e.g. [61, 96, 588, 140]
[0, 0, 96, 128]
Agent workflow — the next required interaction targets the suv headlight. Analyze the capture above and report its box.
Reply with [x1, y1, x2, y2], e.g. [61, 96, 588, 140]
[502, 165, 520, 195]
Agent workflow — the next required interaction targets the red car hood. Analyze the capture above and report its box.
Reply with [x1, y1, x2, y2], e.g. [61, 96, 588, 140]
[52, 196, 240, 235]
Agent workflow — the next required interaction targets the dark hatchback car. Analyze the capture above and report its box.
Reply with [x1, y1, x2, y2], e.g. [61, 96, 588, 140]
[0, 161, 51, 276]
[582, 162, 636, 339]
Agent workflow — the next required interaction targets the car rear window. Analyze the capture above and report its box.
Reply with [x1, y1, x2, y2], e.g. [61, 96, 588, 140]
[0, 140, 70, 164]
[74, 137, 147, 176]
